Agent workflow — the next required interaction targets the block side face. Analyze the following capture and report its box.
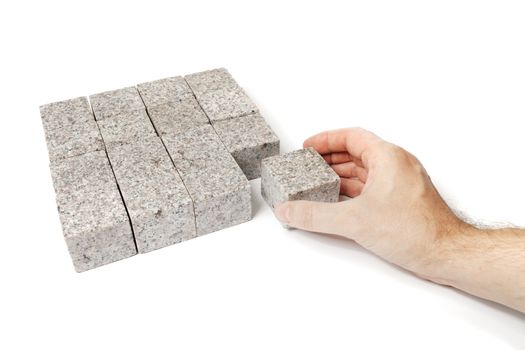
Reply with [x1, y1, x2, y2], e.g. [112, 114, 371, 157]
[195, 184, 252, 235]
[89, 86, 145, 120]
[147, 96, 210, 137]
[261, 162, 288, 209]
[97, 109, 156, 148]
[231, 140, 280, 180]
[45, 119, 104, 162]
[184, 68, 238, 97]
[40, 96, 94, 132]
[197, 87, 258, 122]
[287, 178, 340, 203]
[137, 76, 193, 107]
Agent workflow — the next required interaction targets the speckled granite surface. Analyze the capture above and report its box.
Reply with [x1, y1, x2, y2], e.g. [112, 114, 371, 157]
[147, 96, 209, 137]
[162, 124, 251, 235]
[51, 151, 136, 272]
[98, 109, 156, 148]
[40, 96, 94, 132]
[184, 68, 238, 98]
[137, 76, 193, 107]
[90, 86, 145, 120]
[196, 87, 258, 122]
[261, 148, 340, 209]
[106, 136, 196, 253]
[213, 114, 279, 179]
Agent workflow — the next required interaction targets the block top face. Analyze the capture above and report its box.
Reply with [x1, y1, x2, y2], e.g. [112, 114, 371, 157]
[89, 86, 145, 120]
[184, 68, 238, 97]
[40, 96, 94, 131]
[198, 87, 258, 122]
[137, 76, 193, 107]
[163, 124, 249, 202]
[97, 109, 156, 148]
[147, 96, 210, 137]
[45, 119, 104, 161]
[262, 148, 340, 194]
[212, 114, 279, 153]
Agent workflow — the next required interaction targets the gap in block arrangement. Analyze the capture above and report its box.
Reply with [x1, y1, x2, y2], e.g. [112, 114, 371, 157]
[40, 68, 280, 272]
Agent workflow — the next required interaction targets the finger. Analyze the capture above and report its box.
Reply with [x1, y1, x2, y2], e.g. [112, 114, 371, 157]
[340, 178, 364, 197]
[275, 200, 349, 235]
[303, 128, 384, 166]
[323, 152, 353, 164]
[331, 162, 368, 182]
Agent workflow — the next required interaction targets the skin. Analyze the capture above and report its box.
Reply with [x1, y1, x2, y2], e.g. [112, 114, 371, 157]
[274, 128, 525, 313]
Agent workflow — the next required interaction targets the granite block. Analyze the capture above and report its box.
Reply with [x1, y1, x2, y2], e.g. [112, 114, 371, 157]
[106, 136, 196, 253]
[147, 95, 209, 137]
[97, 109, 156, 148]
[52, 151, 136, 272]
[44, 119, 104, 162]
[213, 114, 279, 180]
[184, 68, 238, 98]
[40, 96, 94, 132]
[137, 76, 193, 107]
[197, 86, 258, 122]
[89, 86, 145, 120]
[261, 148, 340, 209]
[162, 124, 251, 235]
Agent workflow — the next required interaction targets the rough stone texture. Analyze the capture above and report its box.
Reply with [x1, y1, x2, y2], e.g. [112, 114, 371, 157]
[90, 86, 145, 120]
[97, 109, 156, 148]
[162, 125, 251, 235]
[212, 114, 279, 180]
[147, 95, 209, 137]
[44, 119, 104, 162]
[106, 136, 196, 253]
[184, 68, 238, 98]
[197, 86, 258, 122]
[261, 148, 340, 209]
[51, 151, 136, 272]
[40, 96, 94, 132]
[137, 76, 193, 107]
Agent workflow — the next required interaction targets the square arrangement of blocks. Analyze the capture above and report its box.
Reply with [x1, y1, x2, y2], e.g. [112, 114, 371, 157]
[40, 68, 280, 272]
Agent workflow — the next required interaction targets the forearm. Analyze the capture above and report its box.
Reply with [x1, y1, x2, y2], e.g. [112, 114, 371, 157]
[429, 225, 525, 313]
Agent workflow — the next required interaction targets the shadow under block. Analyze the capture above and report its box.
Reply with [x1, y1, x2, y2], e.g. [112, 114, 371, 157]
[212, 114, 279, 180]
[40, 96, 94, 132]
[89, 86, 146, 120]
[50, 151, 136, 272]
[147, 95, 210, 137]
[137, 76, 193, 107]
[261, 148, 341, 209]
[162, 125, 252, 235]
[106, 137, 196, 253]
[97, 109, 157, 148]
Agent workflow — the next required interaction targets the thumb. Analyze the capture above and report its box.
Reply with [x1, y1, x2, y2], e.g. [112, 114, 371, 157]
[274, 200, 349, 235]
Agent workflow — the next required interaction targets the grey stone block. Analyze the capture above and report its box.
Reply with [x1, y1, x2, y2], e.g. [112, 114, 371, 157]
[40, 96, 94, 132]
[184, 68, 238, 98]
[212, 114, 280, 180]
[106, 136, 196, 253]
[162, 124, 251, 235]
[197, 86, 258, 122]
[97, 109, 156, 148]
[51, 151, 136, 272]
[261, 148, 340, 209]
[137, 76, 193, 107]
[147, 95, 209, 137]
[89, 86, 145, 120]
[44, 119, 104, 162]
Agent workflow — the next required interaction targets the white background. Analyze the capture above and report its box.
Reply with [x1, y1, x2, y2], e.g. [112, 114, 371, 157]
[0, 0, 524, 348]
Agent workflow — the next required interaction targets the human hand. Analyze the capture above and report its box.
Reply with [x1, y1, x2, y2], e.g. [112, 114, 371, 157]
[274, 128, 468, 278]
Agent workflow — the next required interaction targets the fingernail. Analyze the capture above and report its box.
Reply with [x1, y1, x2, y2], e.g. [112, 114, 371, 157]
[274, 203, 290, 223]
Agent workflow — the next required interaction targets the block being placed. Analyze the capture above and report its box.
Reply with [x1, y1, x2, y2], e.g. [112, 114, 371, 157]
[213, 114, 279, 180]
[40, 96, 94, 132]
[137, 76, 193, 107]
[184, 68, 238, 98]
[147, 95, 209, 137]
[44, 119, 104, 162]
[89, 86, 145, 120]
[162, 124, 251, 235]
[51, 151, 136, 272]
[106, 136, 196, 253]
[261, 148, 340, 210]
[97, 109, 156, 148]
[196, 86, 258, 122]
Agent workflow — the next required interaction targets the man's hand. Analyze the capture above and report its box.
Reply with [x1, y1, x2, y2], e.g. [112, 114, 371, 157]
[275, 128, 525, 313]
